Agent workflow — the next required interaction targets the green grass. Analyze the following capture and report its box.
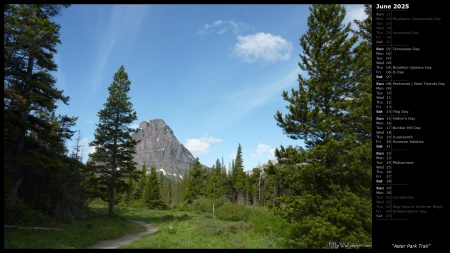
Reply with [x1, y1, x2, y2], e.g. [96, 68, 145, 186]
[115, 205, 290, 249]
[4, 205, 146, 249]
[4, 200, 293, 249]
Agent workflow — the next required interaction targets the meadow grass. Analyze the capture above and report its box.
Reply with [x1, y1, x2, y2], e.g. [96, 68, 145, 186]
[115, 203, 291, 249]
[4, 205, 146, 249]
[5, 200, 293, 249]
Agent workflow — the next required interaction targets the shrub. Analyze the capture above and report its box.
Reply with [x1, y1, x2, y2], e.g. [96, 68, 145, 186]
[4, 201, 50, 226]
[246, 206, 291, 238]
[215, 202, 251, 221]
[199, 219, 225, 236]
[191, 197, 215, 214]
[288, 217, 341, 249]
[227, 220, 253, 234]
[180, 197, 229, 214]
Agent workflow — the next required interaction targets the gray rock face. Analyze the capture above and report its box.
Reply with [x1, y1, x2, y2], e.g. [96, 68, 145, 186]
[132, 119, 196, 176]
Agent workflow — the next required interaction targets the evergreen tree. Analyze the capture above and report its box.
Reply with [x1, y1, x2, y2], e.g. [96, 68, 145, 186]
[180, 168, 191, 203]
[206, 159, 222, 200]
[244, 172, 252, 205]
[275, 4, 357, 151]
[263, 160, 282, 208]
[213, 159, 223, 200]
[123, 174, 135, 204]
[164, 178, 173, 206]
[248, 167, 263, 205]
[89, 65, 138, 216]
[170, 170, 182, 205]
[142, 165, 166, 209]
[134, 162, 148, 201]
[205, 164, 214, 199]
[158, 170, 172, 206]
[121, 163, 140, 205]
[3, 4, 88, 220]
[229, 159, 236, 200]
[220, 160, 232, 201]
[184, 158, 206, 204]
[273, 4, 371, 248]
[349, 4, 372, 144]
[233, 144, 246, 203]
[4, 3, 72, 205]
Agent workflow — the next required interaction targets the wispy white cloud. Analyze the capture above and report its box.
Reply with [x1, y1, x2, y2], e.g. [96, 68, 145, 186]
[91, 5, 150, 94]
[185, 135, 222, 155]
[233, 32, 292, 63]
[251, 143, 275, 158]
[197, 19, 250, 37]
[222, 67, 300, 124]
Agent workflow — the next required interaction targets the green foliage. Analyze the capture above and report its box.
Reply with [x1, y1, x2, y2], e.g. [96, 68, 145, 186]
[263, 160, 288, 208]
[4, 200, 50, 226]
[245, 167, 261, 205]
[116, 207, 288, 249]
[142, 165, 167, 210]
[52, 157, 89, 220]
[226, 220, 254, 234]
[123, 175, 135, 204]
[182, 158, 207, 204]
[89, 65, 138, 215]
[289, 216, 340, 249]
[275, 4, 358, 149]
[4, 208, 145, 249]
[231, 144, 246, 203]
[198, 218, 226, 236]
[190, 196, 229, 214]
[81, 162, 100, 202]
[3, 4, 88, 221]
[133, 163, 148, 201]
[220, 162, 233, 201]
[215, 202, 251, 222]
[272, 4, 372, 248]
[348, 4, 372, 144]
[277, 184, 371, 248]
[159, 171, 172, 206]
[6, 202, 293, 249]
[254, 207, 289, 235]
[205, 159, 223, 200]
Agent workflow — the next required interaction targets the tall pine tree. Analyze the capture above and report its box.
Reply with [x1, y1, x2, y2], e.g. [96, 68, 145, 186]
[206, 159, 222, 200]
[4, 4, 72, 205]
[233, 144, 246, 203]
[275, 5, 357, 151]
[220, 159, 232, 201]
[89, 65, 138, 216]
[274, 4, 371, 248]
[4, 4, 88, 220]
[183, 158, 206, 204]
[134, 162, 148, 201]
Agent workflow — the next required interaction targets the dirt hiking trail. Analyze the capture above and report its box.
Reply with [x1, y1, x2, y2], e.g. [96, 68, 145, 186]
[86, 220, 158, 249]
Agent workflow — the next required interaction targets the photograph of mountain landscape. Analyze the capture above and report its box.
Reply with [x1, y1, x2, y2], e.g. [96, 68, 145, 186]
[4, 4, 372, 249]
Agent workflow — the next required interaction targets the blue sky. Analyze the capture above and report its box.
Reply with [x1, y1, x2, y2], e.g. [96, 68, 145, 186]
[52, 4, 367, 171]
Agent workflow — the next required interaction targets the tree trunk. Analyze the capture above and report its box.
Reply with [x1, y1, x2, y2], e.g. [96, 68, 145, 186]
[9, 55, 34, 205]
[108, 184, 115, 216]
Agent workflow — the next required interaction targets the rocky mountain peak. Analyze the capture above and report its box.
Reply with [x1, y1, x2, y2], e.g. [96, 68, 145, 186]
[132, 119, 197, 177]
